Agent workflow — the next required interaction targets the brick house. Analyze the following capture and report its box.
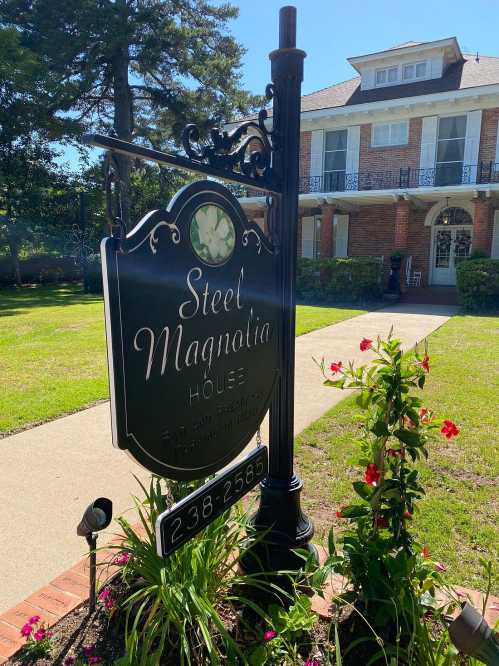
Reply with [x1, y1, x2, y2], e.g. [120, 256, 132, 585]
[238, 37, 499, 289]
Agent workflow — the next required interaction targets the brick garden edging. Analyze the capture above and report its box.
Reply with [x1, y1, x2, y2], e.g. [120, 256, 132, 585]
[1, 539, 497, 662]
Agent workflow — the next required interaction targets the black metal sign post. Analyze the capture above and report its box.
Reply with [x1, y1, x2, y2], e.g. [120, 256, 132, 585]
[83, 5, 314, 570]
[242, 6, 315, 573]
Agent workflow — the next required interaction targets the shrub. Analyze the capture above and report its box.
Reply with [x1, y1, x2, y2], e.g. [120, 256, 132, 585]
[296, 257, 383, 303]
[84, 253, 103, 294]
[456, 258, 499, 311]
[296, 258, 320, 297]
[0, 254, 81, 285]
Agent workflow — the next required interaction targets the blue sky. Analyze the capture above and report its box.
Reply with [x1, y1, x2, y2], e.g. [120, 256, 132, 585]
[61, 0, 499, 171]
[231, 0, 499, 96]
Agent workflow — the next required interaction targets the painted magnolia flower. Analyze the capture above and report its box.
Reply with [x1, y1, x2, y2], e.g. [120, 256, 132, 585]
[194, 205, 234, 263]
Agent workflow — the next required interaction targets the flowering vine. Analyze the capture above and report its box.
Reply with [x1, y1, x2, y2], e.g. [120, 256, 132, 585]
[316, 334, 460, 628]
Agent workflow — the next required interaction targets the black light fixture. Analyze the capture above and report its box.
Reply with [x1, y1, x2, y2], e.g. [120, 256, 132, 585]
[449, 602, 499, 664]
[77, 497, 113, 613]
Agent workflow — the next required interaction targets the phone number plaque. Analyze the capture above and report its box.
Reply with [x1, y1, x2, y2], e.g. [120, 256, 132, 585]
[155, 446, 268, 557]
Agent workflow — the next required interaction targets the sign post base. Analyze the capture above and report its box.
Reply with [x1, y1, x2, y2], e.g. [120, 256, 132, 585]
[241, 474, 317, 577]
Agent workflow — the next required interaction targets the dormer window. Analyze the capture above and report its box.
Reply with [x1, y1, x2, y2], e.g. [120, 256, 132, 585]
[375, 66, 398, 86]
[403, 61, 427, 81]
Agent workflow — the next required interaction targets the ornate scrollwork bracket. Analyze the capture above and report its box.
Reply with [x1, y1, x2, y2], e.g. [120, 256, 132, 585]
[182, 84, 278, 189]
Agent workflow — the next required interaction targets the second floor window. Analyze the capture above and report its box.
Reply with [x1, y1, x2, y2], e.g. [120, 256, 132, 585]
[371, 121, 409, 147]
[435, 115, 467, 186]
[324, 129, 347, 190]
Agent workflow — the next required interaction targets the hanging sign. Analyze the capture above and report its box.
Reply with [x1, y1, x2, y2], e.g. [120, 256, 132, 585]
[101, 180, 279, 480]
[156, 446, 268, 556]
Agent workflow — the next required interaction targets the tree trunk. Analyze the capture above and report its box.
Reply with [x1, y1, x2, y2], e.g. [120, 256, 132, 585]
[7, 231, 22, 286]
[112, 39, 133, 231]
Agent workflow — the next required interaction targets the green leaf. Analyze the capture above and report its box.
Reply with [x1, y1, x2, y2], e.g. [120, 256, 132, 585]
[340, 504, 370, 518]
[323, 378, 346, 388]
[371, 420, 390, 437]
[328, 526, 337, 556]
[249, 644, 267, 665]
[352, 481, 375, 501]
[394, 428, 421, 446]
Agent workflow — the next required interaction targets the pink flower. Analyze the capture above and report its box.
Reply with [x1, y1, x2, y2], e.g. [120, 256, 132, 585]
[263, 629, 277, 642]
[330, 361, 343, 374]
[441, 420, 460, 439]
[34, 628, 46, 641]
[83, 644, 96, 657]
[364, 463, 380, 486]
[114, 551, 131, 566]
[64, 658, 76, 666]
[29, 615, 40, 625]
[88, 657, 102, 665]
[435, 562, 447, 572]
[360, 337, 372, 352]
[98, 588, 110, 601]
[105, 598, 114, 611]
[304, 660, 320, 666]
[21, 623, 33, 637]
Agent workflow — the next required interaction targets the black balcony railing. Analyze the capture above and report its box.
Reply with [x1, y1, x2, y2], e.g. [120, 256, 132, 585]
[240, 161, 499, 198]
[299, 162, 499, 195]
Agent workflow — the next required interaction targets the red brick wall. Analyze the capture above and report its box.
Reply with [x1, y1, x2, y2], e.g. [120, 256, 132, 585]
[359, 118, 422, 175]
[299, 131, 311, 183]
[473, 198, 494, 253]
[349, 205, 396, 259]
[478, 108, 499, 167]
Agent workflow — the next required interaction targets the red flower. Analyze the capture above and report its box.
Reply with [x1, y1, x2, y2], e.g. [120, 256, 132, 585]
[375, 516, 388, 529]
[421, 545, 430, 559]
[360, 337, 373, 352]
[263, 630, 277, 642]
[441, 420, 460, 439]
[364, 463, 380, 486]
[386, 448, 404, 458]
[418, 355, 430, 373]
[403, 511, 413, 520]
[419, 407, 433, 424]
[335, 506, 345, 518]
[330, 361, 343, 374]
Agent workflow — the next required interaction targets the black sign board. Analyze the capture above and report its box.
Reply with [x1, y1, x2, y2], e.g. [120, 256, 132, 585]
[155, 446, 268, 557]
[101, 180, 279, 480]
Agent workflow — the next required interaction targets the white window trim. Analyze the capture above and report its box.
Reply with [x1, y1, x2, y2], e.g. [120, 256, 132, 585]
[402, 60, 428, 82]
[375, 65, 399, 87]
[371, 120, 409, 148]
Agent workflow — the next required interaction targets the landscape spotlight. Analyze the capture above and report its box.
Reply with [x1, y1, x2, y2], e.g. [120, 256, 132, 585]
[77, 497, 113, 614]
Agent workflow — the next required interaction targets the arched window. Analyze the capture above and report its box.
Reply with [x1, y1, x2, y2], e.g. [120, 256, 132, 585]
[435, 207, 472, 226]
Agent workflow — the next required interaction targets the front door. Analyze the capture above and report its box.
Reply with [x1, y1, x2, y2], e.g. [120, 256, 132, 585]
[432, 226, 472, 285]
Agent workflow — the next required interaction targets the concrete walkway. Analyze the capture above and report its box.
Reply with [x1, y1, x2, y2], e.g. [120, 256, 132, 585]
[0, 303, 456, 614]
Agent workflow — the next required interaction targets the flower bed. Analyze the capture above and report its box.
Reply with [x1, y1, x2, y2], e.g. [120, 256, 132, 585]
[5, 336, 499, 665]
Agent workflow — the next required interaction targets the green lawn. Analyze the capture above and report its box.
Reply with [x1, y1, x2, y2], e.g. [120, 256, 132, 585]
[0, 284, 365, 434]
[295, 303, 367, 336]
[295, 312, 499, 593]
